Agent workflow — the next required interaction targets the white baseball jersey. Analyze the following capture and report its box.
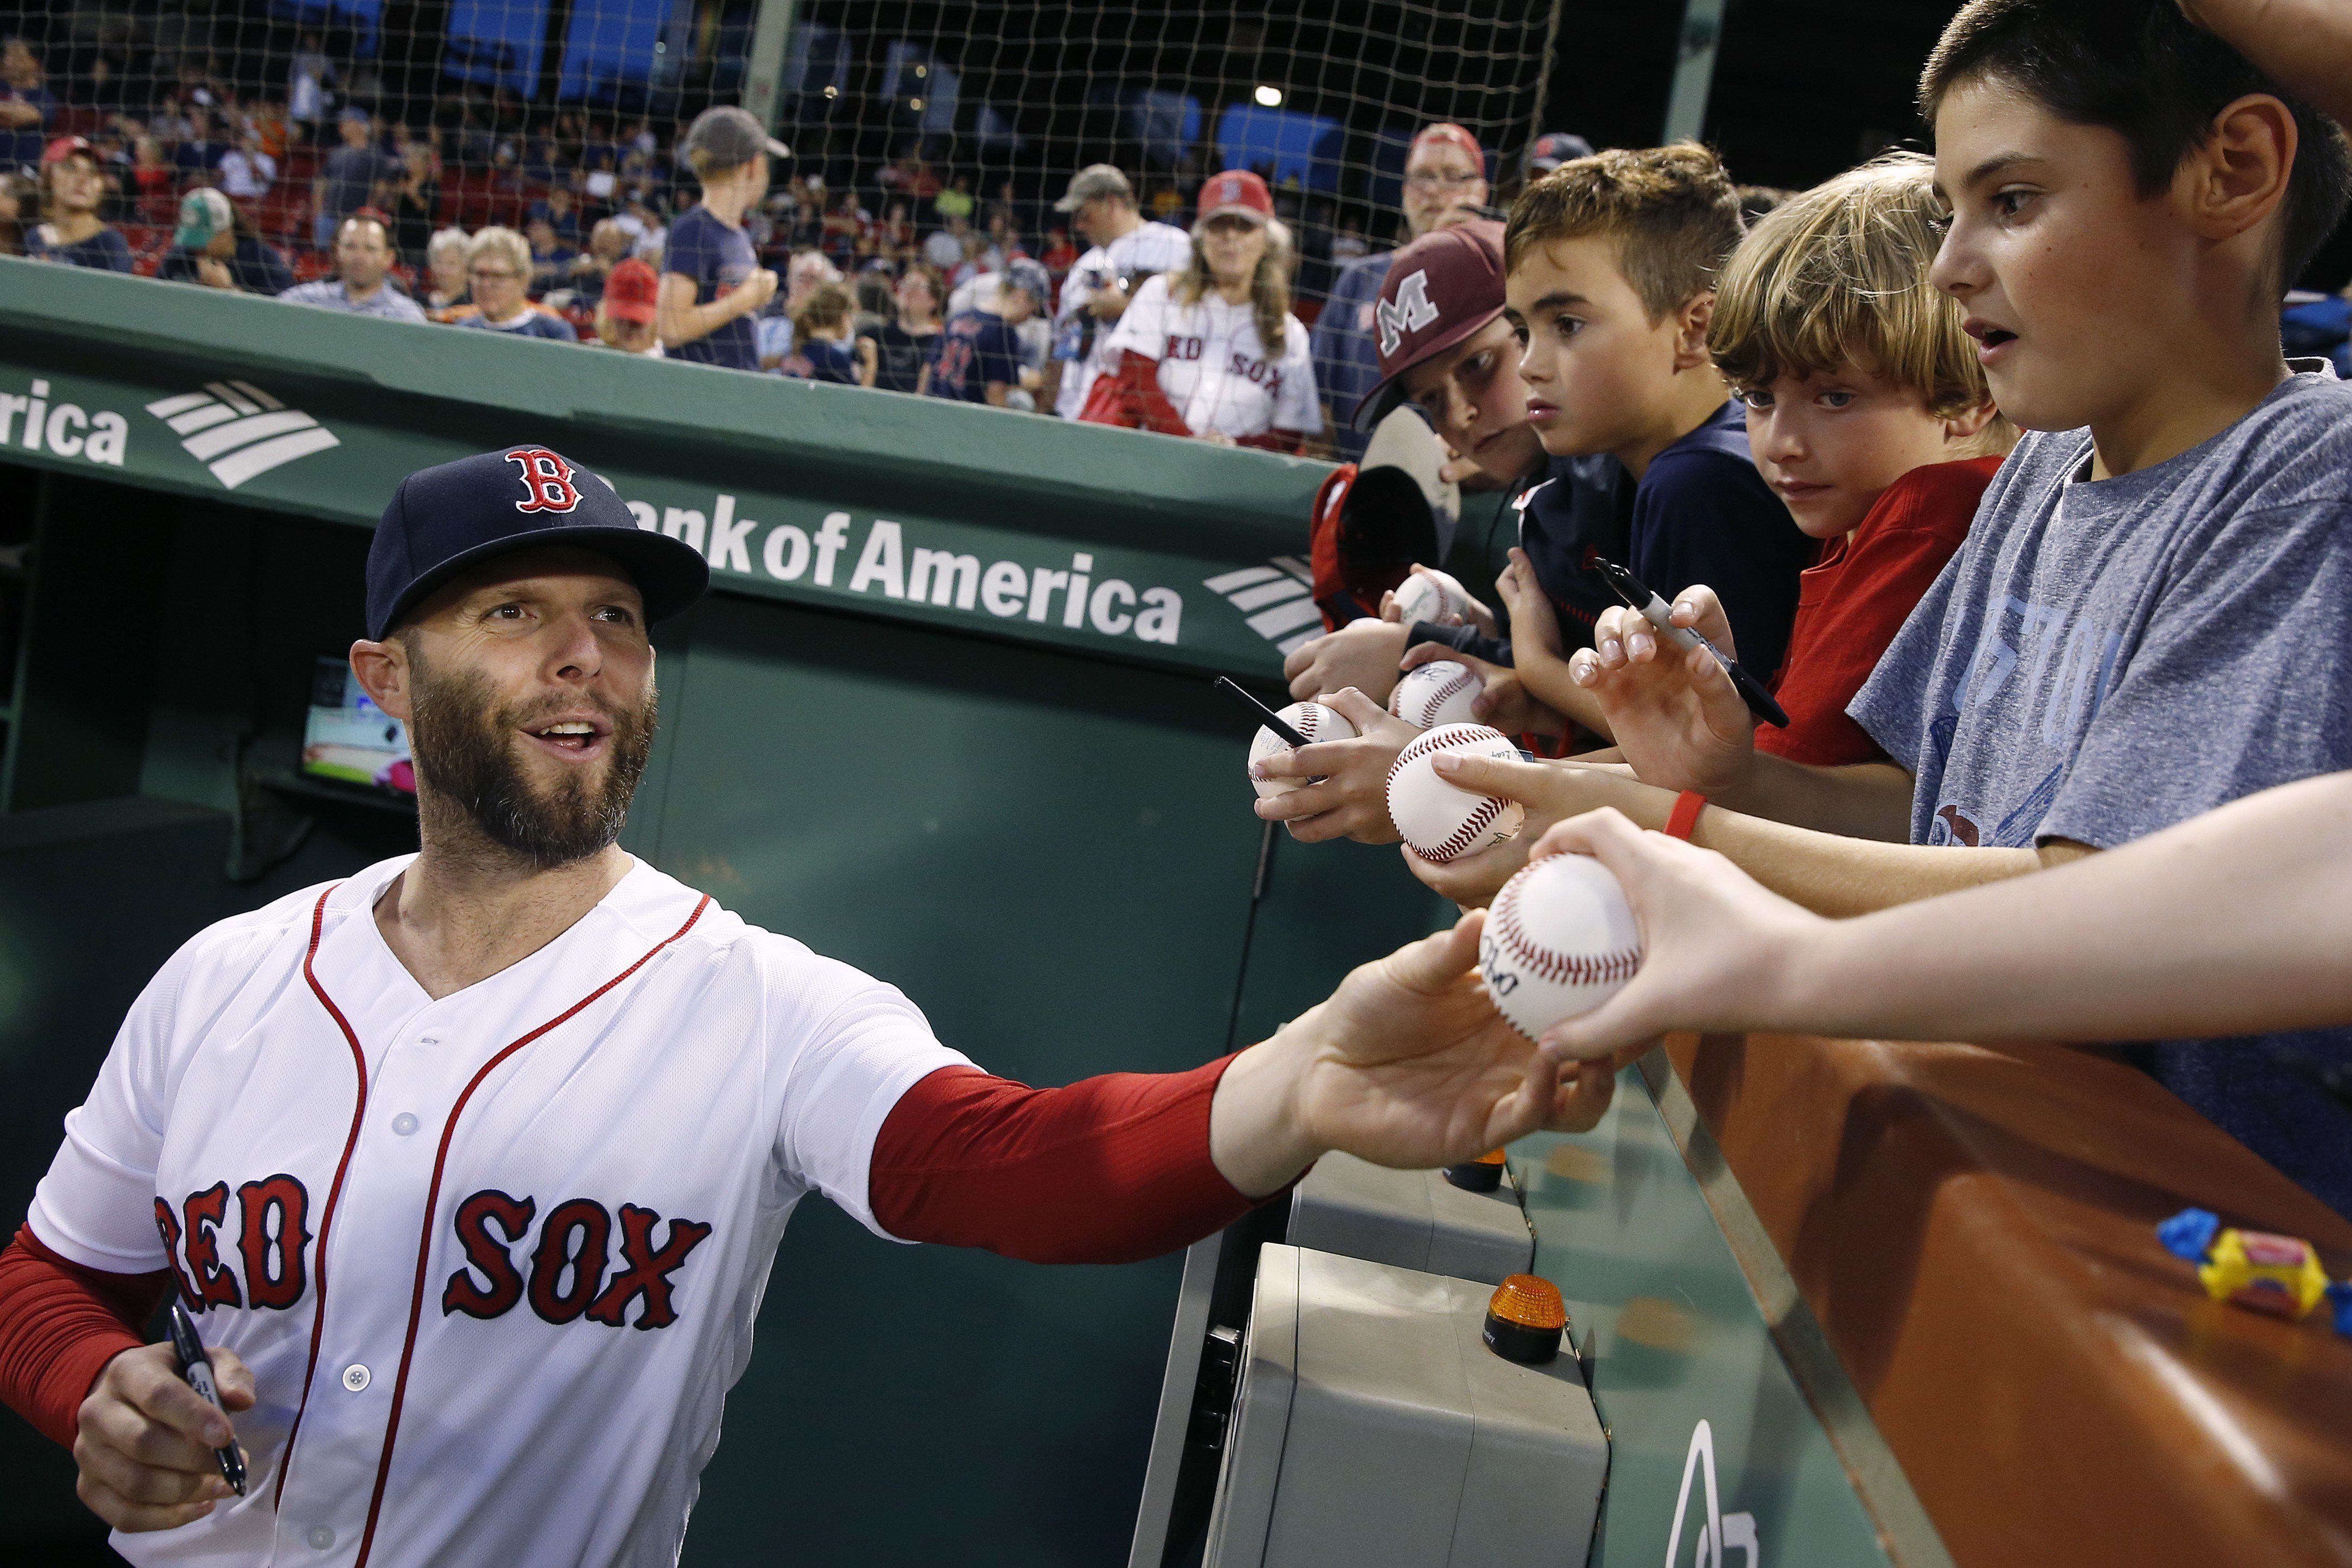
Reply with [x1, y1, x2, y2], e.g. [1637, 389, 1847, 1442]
[1050, 220, 1195, 420]
[1102, 273, 1322, 440]
[27, 854, 968, 1568]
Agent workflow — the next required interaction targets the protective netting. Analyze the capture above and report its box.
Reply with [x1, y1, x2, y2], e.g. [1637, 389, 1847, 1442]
[0, 0, 1564, 312]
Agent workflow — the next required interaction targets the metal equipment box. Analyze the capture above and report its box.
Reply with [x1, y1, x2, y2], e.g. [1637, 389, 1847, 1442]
[1286, 1152, 1532, 1284]
[1200, 1245, 1607, 1568]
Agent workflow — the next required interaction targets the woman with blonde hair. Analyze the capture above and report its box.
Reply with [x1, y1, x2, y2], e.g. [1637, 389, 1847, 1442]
[1080, 169, 1320, 451]
[450, 224, 579, 341]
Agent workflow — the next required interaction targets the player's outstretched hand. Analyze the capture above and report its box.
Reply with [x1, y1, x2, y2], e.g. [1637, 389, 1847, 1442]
[1522, 809, 1822, 1059]
[1284, 617, 1411, 706]
[1566, 585, 1756, 795]
[75, 1340, 254, 1533]
[1400, 753, 1648, 909]
[1210, 914, 1643, 1195]
[1253, 688, 1413, 843]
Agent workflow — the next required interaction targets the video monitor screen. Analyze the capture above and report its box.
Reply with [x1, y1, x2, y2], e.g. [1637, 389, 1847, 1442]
[301, 655, 415, 795]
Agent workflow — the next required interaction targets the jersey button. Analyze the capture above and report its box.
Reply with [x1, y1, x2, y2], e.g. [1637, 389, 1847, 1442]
[341, 1363, 371, 1392]
[307, 1526, 336, 1550]
[420, 1035, 440, 1046]
[391, 1113, 419, 1136]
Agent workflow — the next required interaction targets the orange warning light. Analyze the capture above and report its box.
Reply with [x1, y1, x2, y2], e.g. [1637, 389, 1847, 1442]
[1443, 1148, 1509, 1193]
[1483, 1274, 1568, 1364]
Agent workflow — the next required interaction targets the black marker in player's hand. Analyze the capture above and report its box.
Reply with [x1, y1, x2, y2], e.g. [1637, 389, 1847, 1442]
[1214, 676, 1312, 747]
[166, 1298, 247, 1498]
[1591, 556, 1791, 729]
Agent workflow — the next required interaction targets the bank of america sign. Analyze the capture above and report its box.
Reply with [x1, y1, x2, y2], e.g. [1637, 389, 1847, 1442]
[145, 380, 340, 489]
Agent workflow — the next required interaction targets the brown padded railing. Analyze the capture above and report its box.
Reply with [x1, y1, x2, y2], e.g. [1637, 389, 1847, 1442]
[1662, 1035, 2352, 1568]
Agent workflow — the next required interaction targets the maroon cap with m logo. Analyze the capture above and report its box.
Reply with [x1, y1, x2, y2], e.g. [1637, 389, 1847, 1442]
[1355, 218, 1507, 430]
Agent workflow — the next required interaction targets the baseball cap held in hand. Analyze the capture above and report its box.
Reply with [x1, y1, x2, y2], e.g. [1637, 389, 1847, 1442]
[367, 448, 709, 639]
[1354, 218, 1507, 430]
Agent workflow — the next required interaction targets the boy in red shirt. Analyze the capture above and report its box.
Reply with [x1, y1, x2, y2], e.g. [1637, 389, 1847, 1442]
[1571, 151, 2011, 768]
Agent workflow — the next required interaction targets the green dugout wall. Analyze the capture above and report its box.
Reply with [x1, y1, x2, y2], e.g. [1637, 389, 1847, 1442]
[0, 259, 1937, 1567]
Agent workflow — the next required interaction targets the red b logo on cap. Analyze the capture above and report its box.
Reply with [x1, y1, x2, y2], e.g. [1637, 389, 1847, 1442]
[506, 448, 581, 514]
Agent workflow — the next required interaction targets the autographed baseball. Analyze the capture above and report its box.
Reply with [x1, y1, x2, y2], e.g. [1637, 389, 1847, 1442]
[1480, 854, 1644, 1041]
[1391, 569, 1474, 625]
[1248, 701, 1359, 799]
[1385, 723, 1525, 861]
[1389, 659, 1485, 729]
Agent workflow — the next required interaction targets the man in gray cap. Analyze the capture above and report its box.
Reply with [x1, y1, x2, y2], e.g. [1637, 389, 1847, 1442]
[655, 105, 789, 372]
[1044, 163, 1190, 420]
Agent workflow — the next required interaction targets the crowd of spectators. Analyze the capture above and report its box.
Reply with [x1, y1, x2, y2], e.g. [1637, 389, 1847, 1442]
[0, 28, 1591, 454]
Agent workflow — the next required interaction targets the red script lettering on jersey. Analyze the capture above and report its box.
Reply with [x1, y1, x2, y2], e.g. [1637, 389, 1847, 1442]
[442, 1190, 714, 1331]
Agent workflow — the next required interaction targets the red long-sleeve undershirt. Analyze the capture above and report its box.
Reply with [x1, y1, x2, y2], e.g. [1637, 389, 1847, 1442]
[0, 1058, 1259, 1448]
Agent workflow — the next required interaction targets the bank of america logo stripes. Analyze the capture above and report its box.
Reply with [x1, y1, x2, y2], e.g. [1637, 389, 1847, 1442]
[144, 381, 341, 490]
[1206, 557, 1321, 655]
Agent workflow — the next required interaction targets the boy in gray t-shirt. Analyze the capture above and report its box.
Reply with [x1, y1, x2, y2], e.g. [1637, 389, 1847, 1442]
[1851, 369, 2352, 1210]
[1854, 369, 2352, 855]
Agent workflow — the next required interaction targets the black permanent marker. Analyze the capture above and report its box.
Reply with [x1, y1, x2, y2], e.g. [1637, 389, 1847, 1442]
[167, 1298, 247, 1498]
[1591, 556, 1791, 729]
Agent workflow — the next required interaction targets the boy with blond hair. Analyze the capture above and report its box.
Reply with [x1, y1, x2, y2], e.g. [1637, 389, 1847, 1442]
[1584, 151, 2012, 771]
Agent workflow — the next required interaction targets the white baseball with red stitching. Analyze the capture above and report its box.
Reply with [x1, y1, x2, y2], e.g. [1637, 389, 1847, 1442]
[1384, 723, 1525, 861]
[1248, 701, 1360, 799]
[1389, 659, 1484, 729]
[1479, 854, 1644, 1041]
[1392, 569, 1473, 625]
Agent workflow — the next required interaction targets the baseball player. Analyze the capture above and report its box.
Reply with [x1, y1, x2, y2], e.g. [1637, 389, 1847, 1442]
[1080, 170, 1321, 450]
[0, 447, 1619, 1565]
[1044, 164, 1193, 420]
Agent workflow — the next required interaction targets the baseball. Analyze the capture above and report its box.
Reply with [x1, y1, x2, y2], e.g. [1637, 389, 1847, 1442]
[1249, 701, 1360, 799]
[1385, 723, 1526, 861]
[1391, 569, 1474, 625]
[1389, 659, 1485, 729]
[1479, 854, 1644, 1041]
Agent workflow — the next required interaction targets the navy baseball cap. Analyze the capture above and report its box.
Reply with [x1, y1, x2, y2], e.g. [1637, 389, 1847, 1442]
[366, 446, 710, 639]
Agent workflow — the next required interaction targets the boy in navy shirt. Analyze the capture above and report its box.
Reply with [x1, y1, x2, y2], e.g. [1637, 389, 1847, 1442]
[657, 106, 785, 372]
[1495, 144, 1814, 716]
[924, 258, 1046, 405]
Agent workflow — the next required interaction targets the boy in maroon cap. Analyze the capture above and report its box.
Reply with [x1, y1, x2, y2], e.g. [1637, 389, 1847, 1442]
[1260, 221, 1626, 841]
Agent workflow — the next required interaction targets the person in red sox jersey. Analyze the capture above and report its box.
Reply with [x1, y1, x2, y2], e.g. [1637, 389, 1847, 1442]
[1080, 169, 1323, 451]
[0, 445, 1629, 1565]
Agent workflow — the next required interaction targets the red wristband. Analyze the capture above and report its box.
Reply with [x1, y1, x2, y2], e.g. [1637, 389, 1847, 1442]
[1665, 790, 1708, 841]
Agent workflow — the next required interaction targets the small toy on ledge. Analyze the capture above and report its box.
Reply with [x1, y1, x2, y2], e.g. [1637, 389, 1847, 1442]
[2157, 1207, 2341, 1328]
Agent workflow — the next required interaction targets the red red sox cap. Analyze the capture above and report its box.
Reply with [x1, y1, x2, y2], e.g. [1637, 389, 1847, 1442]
[1353, 218, 1508, 431]
[366, 447, 710, 639]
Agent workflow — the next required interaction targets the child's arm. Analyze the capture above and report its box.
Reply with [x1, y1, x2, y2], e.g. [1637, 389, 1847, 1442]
[1249, 689, 1417, 844]
[1533, 775, 2352, 1054]
[1488, 548, 1612, 739]
[1404, 753, 2078, 919]
[1562, 588, 1914, 837]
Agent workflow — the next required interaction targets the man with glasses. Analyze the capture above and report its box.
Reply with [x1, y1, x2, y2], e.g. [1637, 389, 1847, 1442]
[1311, 122, 1491, 462]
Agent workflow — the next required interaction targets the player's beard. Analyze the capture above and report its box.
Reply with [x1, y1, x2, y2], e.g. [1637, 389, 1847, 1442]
[404, 648, 656, 868]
